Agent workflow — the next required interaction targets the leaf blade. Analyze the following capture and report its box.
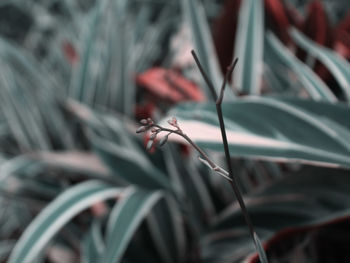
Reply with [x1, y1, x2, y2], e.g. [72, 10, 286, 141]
[101, 188, 163, 263]
[233, 0, 264, 94]
[8, 181, 121, 263]
[166, 97, 350, 167]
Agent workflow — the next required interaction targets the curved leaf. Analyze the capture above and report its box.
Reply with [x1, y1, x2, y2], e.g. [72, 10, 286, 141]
[0, 240, 14, 262]
[166, 97, 350, 167]
[265, 32, 337, 101]
[91, 132, 172, 190]
[180, 0, 225, 98]
[233, 0, 264, 94]
[8, 181, 122, 263]
[82, 219, 105, 263]
[290, 27, 350, 101]
[68, 100, 172, 190]
[100, 187, 163, 263]
[70, 0, 109, 102]
[146, 197, 186, 263]
[204, 167, 350, 262]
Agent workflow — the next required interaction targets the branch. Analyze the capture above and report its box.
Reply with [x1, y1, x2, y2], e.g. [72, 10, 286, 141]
[217, 58, 238, 105]
[137, 118, 232, 183]
[191, 50, 268, 263]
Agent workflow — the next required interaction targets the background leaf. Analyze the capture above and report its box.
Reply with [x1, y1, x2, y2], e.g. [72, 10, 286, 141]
[233, 0, 264, 94]
[100, 187, 163, 263]
[8, 181, 121, 263]
[204, 166, 350, 262]
[166, 97, 350, 167]
[291, 27, 350, 101]
[180, 0, 225, 98]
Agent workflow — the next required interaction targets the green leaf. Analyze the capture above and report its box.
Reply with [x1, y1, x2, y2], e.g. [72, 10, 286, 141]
[290, 27, 350, 101]
[0, 37, 74, 149]
[100, 187, 163, 263]
[180, 0, 225, 98]
[204, 166, 350, 262]
[164, 145, 215, 227]
[91, 135, 171, 190]
[70, 0, 109, 102]
[68, 100, 172, 190]
[265, 32, 337, 101]
[8, 181, 122, 263]
[0, 66, 51, 150]
[233, 0, 264, 94]
[82, 219, 105, 263]
[0, 155, 37, 182]
[166, 97, 350, 167]
[0, 240, 14, 262]
[146, 196, 186, 263]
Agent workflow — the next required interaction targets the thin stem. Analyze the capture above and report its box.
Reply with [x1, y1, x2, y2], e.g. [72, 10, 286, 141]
[217, 58, 238, 105]
[191, 50, 218, 101]
[154, 125, 217, 169]
[152, 124, 232, 182]
[191, 50, 268, 262]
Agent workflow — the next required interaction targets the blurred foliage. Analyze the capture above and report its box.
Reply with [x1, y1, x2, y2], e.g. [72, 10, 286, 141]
[1, 0, 350, 262]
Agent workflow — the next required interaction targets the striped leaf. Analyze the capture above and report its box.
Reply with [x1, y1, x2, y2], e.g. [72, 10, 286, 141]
[70, 0, 109, 102]
[233, 0, 264, 94]
[0, 240, 14, 262]
[165, 97, 350, 167]
[180, 0, 225, 98]
[68, 100, 172, 190]
[82, 219, 105, 263]
[164, 145, 215, 227]
[290, 27, 350, 101]
[8, 181, 122, 263]
[100, 187, 163, 263]
[265, 32, 337, 101]
[146, 197, 186, 263]
[204, 167, 350, 262]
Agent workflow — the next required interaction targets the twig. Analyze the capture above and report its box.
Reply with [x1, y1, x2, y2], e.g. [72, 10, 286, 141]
[138, 119, 232, 182]
[217, 58, 238, 104]
[136, 52, 268, 262]
[191, 50, 268, 263]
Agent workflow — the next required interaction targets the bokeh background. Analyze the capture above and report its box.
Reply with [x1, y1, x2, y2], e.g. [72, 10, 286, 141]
[1, 0, 350, 262]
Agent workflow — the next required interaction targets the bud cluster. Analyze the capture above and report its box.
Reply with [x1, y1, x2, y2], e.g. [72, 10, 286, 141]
[136, 117, 178, 151]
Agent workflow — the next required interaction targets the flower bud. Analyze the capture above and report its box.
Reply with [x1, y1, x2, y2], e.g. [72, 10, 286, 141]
[158, 135, 168, 147]
[167, 117, 178, 127]
[136, 126, 147, 133]
[150, 132, 157, 140]
[146, 139, 154, 151]
[140, 119, 148, 125]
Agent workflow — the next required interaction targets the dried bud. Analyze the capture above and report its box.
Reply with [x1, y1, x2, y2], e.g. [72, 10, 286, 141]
[146, 139, 154, 151]
[140, 119, 148, 125]
[147, 118, 153, 124]
[150, 132, 157, 140]
[136, 126, 147, 133]
[158, 135, 168, 147]
[167, 117, 178, 127]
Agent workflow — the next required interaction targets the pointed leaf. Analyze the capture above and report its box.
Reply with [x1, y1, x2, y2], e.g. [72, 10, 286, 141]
[166, 97, 350, 167]
[82, 219, 105, 263]
[206, 167, 350, 262]
[233, 0, 264, 94]
[100, 187, 163, 263]
[180, 0, 225, 98]
[291, 27, 350, 101]
[8, 181, 122, 263]
[266, 32, 337, 101]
